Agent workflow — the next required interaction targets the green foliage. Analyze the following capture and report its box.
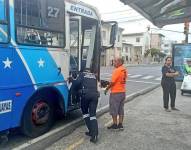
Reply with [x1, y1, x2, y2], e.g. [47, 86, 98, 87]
[150, 48, 160, 57]
[158, 52, 166, 58]
[144, 48, 166, 58]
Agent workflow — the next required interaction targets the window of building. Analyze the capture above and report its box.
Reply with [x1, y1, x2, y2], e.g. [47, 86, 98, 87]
[102, 30, 106, 41]
[136, 37, 140, 42]
[164, 44, 169, 47]
[118, 35, 120, 42]
[15, 0, 65, 47]
[125, 47, 128, 53]
[0, 0, 8, 43]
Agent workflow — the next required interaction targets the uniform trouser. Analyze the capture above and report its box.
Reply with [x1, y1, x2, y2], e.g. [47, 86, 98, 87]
[161, 81, 176, 109]
[81, 93, 98, 137]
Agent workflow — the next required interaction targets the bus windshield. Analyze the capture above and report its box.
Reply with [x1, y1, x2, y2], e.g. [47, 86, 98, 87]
[15, 0, 65, 47]
[0, 0, 8, 43]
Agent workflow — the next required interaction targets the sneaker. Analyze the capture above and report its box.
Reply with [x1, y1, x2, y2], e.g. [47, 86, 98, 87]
[117, 123, 124, 130]
[90, 136, 98, 143]
[171, 107, 180, 111]
[165, 108, 171, 112]
[107, 124, 118, 129]
[85, 132, 91, 136]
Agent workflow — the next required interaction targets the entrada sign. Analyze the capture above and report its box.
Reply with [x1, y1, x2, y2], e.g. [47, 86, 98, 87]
[65, 2, 98, 19]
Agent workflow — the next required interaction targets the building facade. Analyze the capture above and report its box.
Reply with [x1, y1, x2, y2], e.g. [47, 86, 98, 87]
[122, 32, 150, 63]
[122, 43, 134, 64]
[150, 33, 165, 51]
[161, 40, 176, 56]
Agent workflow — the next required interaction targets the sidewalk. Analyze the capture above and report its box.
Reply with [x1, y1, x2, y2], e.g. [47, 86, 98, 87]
[46, 87, 191, 150]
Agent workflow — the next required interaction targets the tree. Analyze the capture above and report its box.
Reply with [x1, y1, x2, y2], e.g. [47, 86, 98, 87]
[150, 48, 160, 57]
[158, 52, 166, 58]
[144, 48, 160, 57]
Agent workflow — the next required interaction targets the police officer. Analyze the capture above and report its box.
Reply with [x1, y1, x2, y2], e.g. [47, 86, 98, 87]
[73, 69, 99, 143]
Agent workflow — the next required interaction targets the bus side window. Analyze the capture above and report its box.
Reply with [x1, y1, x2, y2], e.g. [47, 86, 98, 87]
[0, 0, 8, 43]
[14, 0, 65, 47]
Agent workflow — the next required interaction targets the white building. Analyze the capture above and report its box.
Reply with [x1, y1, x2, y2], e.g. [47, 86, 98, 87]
[161, 40, 177, 56]
[123, 32, 150, 63]
[122, 43, 134, 64]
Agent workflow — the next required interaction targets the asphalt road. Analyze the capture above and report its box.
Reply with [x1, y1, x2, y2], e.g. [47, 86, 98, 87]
[2, 65, 162, 149]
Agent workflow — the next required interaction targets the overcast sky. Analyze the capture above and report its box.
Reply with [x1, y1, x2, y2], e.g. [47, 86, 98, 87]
[80, 0, 191, 43]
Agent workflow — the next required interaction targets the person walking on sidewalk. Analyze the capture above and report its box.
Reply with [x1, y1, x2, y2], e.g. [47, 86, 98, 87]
[161, 56, 179, 112]
[105, 58, 127, 130]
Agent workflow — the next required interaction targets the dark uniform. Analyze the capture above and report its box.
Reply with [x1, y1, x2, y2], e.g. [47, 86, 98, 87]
[74, 71, 99, 143]
[161, 65, 176, 109]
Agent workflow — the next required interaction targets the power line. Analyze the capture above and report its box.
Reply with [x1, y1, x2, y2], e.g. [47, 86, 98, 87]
[117, 18, 146, 23]
[150, 27, 191, 34]
[103, 16, 144, 21]
[101, 9, 134, 14]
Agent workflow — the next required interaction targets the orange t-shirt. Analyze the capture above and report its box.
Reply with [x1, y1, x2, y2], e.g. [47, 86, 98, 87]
[111, 65, 127, 93]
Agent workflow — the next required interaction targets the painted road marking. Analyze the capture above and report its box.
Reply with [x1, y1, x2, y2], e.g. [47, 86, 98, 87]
[129, 75, 142, 78]
[155, 77, 161, 81]
[127, 80, 159, 84]
[141, 75, 154, 80]
[65, 138, 84, 150]
[100, 73, 111, 76]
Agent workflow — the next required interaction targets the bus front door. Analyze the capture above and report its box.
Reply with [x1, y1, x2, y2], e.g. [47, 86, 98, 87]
[69, 16, 82, 106]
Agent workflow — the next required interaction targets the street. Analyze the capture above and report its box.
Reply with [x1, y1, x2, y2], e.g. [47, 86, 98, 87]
[46, 87, 191, 150]
[2, 65, 162, 149]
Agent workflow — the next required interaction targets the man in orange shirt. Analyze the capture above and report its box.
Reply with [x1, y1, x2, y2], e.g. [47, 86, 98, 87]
[105, 58, 127, 130]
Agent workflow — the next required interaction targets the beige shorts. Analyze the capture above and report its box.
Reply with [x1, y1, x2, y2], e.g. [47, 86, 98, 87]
[109, 92, 126, 116]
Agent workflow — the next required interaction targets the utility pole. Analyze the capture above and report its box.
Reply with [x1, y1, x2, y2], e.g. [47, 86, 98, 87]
[184, 19, 189, 44]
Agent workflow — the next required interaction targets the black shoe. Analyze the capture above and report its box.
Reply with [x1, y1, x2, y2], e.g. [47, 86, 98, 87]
[90, 136, 98, 143]
[171, 107, 180, 111]
[117, 123, 124, 130]
[85, 132, 91, 136]
[107, 124, 118, 129]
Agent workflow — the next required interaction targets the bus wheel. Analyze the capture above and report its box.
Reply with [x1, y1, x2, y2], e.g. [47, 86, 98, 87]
[21, 96, 54, 138]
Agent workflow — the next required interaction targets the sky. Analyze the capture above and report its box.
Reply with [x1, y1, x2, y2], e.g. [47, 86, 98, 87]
[80, 0, 191, 43]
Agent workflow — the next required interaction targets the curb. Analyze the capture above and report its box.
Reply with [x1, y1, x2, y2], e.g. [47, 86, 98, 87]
[13, 84, 160, 150]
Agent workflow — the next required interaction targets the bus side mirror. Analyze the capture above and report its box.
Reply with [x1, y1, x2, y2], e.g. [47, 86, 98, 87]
[102, 21, 118, 50]
[110, 23, 117, 45]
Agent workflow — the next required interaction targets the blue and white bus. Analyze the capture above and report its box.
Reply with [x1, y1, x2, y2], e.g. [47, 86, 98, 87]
[0, 0, 116, 137]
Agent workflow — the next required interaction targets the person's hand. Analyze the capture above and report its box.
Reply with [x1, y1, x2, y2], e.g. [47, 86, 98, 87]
[174, 71, 179, 76]
[104, 88, 108, 95]
[67, 77, 73, 83]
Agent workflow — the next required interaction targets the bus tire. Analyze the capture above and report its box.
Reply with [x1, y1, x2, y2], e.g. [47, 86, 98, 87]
[21, 96, 54, 138]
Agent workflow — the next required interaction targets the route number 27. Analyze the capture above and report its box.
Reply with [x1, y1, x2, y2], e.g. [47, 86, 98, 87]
[48, 6, 60, 18]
